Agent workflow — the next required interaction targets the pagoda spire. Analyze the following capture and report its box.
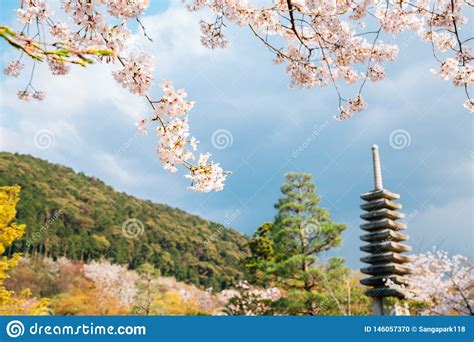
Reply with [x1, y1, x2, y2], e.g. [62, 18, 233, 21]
[372, 145, 383, 191]
[359, 145, 412, 315]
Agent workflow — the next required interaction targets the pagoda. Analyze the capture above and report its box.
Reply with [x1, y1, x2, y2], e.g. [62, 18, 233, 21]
[359, 145, 412, 315]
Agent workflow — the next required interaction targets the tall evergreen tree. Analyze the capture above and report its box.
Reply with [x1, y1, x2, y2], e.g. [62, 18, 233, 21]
[248, 172, 346, 314]
[245, 222, 275, 284]
[273, 172, 345, 272]
[133, 263, 161, 316]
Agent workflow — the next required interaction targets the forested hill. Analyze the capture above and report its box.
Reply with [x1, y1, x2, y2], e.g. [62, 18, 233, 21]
[0, 152, 249, 290]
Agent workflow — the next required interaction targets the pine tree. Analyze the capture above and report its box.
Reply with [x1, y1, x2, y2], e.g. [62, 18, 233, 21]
[133, 262, 161, 315]
[249, 173, 346, 314]
[246, 222, 275, 284]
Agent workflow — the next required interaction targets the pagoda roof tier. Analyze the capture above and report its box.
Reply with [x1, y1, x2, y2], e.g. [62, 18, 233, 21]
[360, 189, 400, 201]
[360, 252, 413, 264]
[361, 263, 412, 276]
[360, 208, 405, 221]
[360, 218, 407, 232]
[360, 230, 409, 243]
[360, 275, 409, 287]
[365, 287, 404, 298]
[360, 198, 402, 211]
[360, 241, 412, 254]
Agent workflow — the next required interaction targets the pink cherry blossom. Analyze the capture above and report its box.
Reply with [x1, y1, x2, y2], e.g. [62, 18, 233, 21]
[453, 65, 474, 87]
[16, 0, 52, 24]
[222, 281, 281, 316]
[47, 58, 70, 76]
[84, 260, 137, 306]
[135, 118, 148, 135]
[107, 0, 150, 19]
[49, 22, 72, 41]
[32, 90, 45, 101]
[200, 20, 228, 49]
[437, 58, 459, 81]
[17, 90, 31, 101]
[113, 53, 154, 95]
[185, 0, 472, 114]
[386, 250, 474, 316]
[348, 95, 367, 113]
[4, 61, 23, 77]
[463, 100, 474, 112]
[185, 153, 227, 192]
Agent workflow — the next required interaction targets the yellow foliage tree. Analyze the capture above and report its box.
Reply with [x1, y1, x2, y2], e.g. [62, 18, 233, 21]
[152, 291, 206, 316]
[50, 287, 129, 316]
[0, 185, 49, 315]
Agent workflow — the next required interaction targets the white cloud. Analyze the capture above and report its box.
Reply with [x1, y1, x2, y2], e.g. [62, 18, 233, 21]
[0, 126, 22, 151]
[135, 3, 233, 78]
[1, 63, 147, 121]
[93, 152, 138, 185]
[0, 118, 81, 155]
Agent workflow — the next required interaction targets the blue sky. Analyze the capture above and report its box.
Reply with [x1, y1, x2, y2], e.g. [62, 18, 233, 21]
[0, 0, 472, 268]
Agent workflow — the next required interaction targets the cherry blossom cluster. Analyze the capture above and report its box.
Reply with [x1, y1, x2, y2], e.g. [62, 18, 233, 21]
[138, 81, 227, 192]
[107, 0, 150, 19]
[2, 0, 227, 192]
[200, 20, 228, 49]
[17, 90, 46, 101]
[16, 0, 53, 24]
[4, 61, 24, 78]
[185, 152, 226, 192]
[113, 52, 155, 95]
[336, 95, 368, 121]
[222, 281, 282, 315]
[386, 250, 474, 316]
[185, 0, 474, 116]
[5, 0, 146, 98]
[83, 260, 138, 306]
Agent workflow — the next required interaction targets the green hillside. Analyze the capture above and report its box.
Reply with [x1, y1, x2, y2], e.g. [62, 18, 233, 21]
[0, 152, 249, 290]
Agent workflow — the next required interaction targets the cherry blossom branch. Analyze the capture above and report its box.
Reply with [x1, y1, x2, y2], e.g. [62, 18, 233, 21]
[0, 25, 114, 65]
[2, 0, 227, 192]
[285, 0, 311, 51]
[450, 274, 474, 315]
[186, 0, 474, 115]
[136, 17, 153, 42]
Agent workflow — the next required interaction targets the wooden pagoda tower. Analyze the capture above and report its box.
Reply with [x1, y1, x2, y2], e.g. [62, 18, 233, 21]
[359, 145, 412, 315]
